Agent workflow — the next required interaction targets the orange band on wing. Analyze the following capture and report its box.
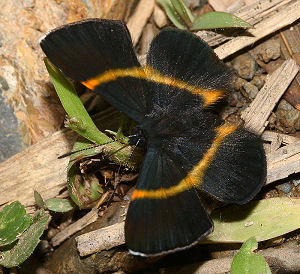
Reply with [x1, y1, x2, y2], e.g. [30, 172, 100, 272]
[131, 123, 238, 201]
[81, 66, 225, 107]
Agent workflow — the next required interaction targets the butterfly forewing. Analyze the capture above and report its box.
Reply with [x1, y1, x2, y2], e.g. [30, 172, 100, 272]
[40, 19, 152, 123]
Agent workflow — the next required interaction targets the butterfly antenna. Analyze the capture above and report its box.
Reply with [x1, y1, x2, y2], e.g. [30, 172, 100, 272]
[107, 138, 141, 207]
[57, 135, 137, 159]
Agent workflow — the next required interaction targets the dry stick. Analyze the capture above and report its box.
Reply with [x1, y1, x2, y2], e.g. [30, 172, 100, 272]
[267, 150, 300, 184]
[76, 221, 125, 256]
[197, 0, 295, 47]
[241, 59, 299, 135]
[127, 0, 155, 46]
[262, 131, 300, 146]
[0, 108, 121, 211]
[213, 0, 300, 59]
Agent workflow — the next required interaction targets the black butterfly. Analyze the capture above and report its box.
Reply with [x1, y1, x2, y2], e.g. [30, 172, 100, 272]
[40, 19, 266, 257]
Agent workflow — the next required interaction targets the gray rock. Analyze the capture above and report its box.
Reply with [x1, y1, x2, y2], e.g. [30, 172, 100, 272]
[279, 182, 293, 194]
[0, 84, 23, 162]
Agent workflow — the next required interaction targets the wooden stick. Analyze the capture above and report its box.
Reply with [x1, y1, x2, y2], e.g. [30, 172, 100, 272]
[76, 221, 125, 256]
[262, 131, 300, 145]
[0, 108, 121, 211]
[196, 0, 300, 59]
[127, 0, 155, 46]
[51, 209, 99, 247]
[266, 144, 300, 184]
[241, 59, 299, 135]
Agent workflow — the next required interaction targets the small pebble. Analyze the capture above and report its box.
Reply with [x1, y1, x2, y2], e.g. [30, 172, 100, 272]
[294, 179, 300, 187]
[234, 77, 247, 90]
[257, 39, 281, 63]
[268, 112, 277, 129]
[240, 82, 259, 100]
[228, 90, 246, 108]
[0, 76, 9, 91]
[250, 74, 266, 89]
[275, 99, 300, 132]
[279, 182, 293, 194]
[264, 189, 278, 199]
[232, 53, 257, 80]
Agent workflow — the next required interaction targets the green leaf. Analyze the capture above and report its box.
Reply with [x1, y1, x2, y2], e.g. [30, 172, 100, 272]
[191, 11, 252, 30]
[34, 190, 45, 209]
[44, 58, 112, 145]
[44, 58, 143, 168]
[45, 198, 75, 212]
[156, 0, 188, 29]
[231, 237, 271, 274]
[170, 0, 194, 27]
[0, 210, 49, 268]
[0, 201, 32, 247]
[206, 197, 300, 243]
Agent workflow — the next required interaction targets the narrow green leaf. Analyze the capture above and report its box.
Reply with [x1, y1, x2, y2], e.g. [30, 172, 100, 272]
[44, 58, 143, 168]
[44, 58, 112, 145]
[191, 11, 252, 30]
[170, 0, 194, 27]
[0, 210, 49, 268]
[156, 0, 188, 29]
[0, 202, 32, 247]
[231, 237, 271, 274]
[205, 197, 300, 243]
[45, 198, 75, 212]
[34, 190, 45, 209]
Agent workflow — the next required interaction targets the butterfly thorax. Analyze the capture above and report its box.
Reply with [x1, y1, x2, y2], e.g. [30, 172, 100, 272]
[129, 126, 148, 148]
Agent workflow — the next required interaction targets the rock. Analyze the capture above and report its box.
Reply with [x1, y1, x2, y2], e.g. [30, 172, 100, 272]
[0, 83, 23, 162]
[240, 82, 259, 100]
[232, 53, 257, 80]
[279, 182, 293, 194]
[293, 179, 300, 187]
[228, 90, 246, 108]
[256, 39, 281, 63]
[275, 99, 300, 133]
[0, 0, 134, 150]
[233, 77, 247, 90]
[250, 74, 266, 89]
[256, 58, 285, 74]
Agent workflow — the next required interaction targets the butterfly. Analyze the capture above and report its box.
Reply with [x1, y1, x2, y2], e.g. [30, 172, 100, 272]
[40, 19, 266, 257]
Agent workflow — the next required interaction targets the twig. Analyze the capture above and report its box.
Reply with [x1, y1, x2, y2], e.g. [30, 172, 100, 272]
[262, 131, 300, 145]
[76, 221, 125, 256]
[127, 0, 155, 46]
[197, 0, 300, 59]
[241, 59, 299, 135]
[51, 209, 99, 247]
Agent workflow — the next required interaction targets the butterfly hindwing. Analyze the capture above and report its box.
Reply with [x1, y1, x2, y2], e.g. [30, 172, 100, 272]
[146, 108, 266, 205]
[200, 127, 266, 204]
[40, 19, 152, 123]
[125, 147, 213, 256]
